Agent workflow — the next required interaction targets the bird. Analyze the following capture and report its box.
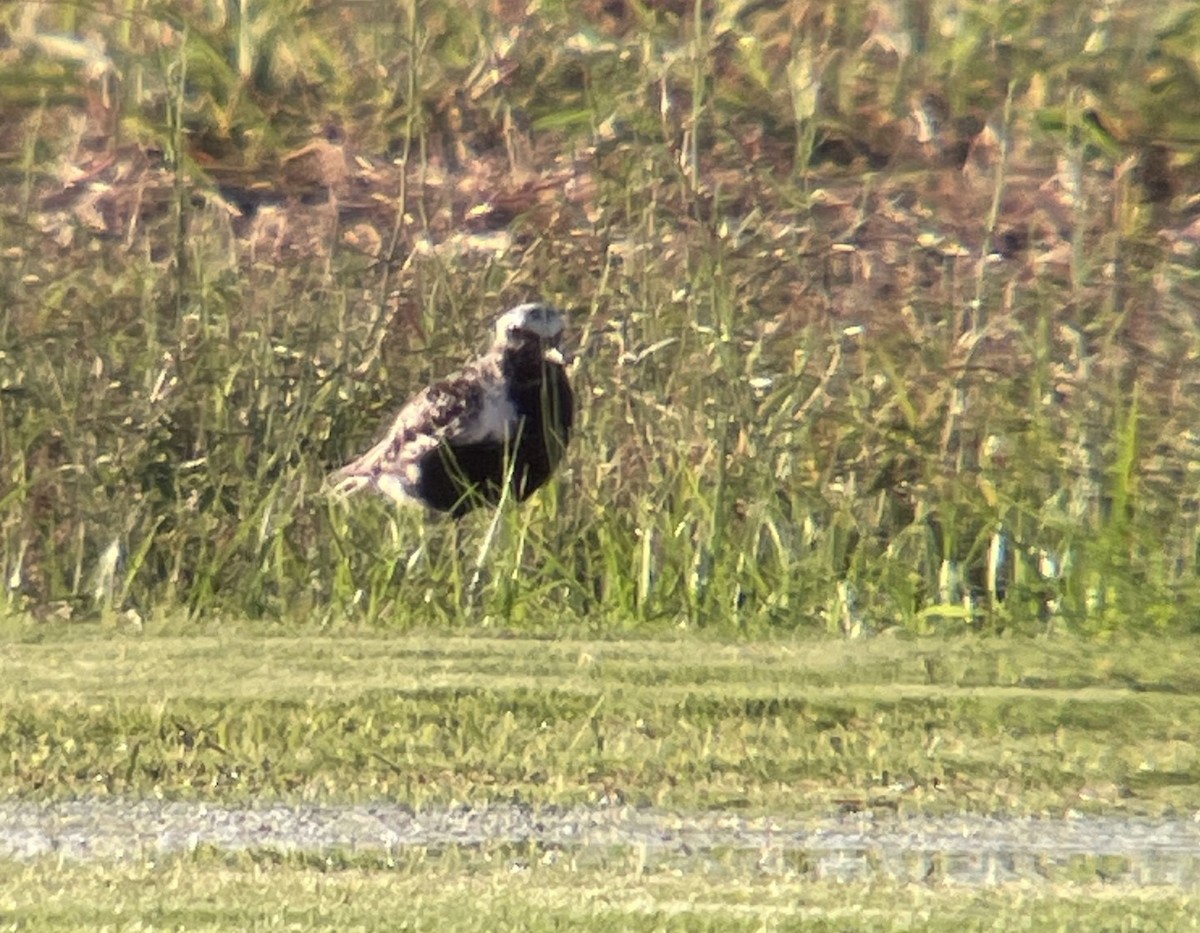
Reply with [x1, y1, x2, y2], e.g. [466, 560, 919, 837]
[328, 301, 574, 518]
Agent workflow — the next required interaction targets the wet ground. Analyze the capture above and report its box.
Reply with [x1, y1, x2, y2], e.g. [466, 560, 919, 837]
[2, 801, 1198, 886]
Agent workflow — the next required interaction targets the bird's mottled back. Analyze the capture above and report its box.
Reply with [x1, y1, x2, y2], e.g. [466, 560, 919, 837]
[328, 302, 573, 517]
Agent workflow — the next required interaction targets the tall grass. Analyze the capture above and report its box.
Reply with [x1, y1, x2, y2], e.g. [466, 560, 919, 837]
[2, 0, 1200, 634]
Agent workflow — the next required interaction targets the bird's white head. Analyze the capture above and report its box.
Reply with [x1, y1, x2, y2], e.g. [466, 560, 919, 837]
[492, 302, 566, 348]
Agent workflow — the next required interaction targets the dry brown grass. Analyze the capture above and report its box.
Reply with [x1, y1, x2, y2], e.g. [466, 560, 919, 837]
[3, 0, 1200, 633]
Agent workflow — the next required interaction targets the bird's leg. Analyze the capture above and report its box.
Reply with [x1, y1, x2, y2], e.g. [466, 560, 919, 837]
[466, 492, 506, 604]
[446, 518, 467, 607]
[404, 515, 428, 574]
[466, 439, 523, 604]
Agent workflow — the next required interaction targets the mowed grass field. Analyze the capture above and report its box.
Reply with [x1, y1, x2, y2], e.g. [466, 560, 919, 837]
[4, 628, 1200, 814]
[3, 628, 1200, 929]
[4, 849, 1198, 932]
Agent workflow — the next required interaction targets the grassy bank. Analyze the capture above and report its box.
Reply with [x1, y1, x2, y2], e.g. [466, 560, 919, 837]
[4, 1, 1200, 635]
[2, 628, 1198, 814]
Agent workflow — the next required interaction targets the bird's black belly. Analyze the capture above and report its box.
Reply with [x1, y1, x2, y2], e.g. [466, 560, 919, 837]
[414, 356, 573, 518]
[413, 419, 567, 518]
[413, 441, 507, 517]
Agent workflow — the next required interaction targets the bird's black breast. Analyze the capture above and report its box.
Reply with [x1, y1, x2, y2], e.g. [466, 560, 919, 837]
[413, 345, 573, 518]
[506, 352, 573, 499]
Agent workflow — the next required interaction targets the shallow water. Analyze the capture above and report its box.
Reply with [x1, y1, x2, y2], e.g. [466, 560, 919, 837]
[2, 801, 1198, 886]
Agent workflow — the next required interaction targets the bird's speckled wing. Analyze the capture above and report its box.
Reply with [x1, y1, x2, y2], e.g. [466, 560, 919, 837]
[327, 357, 511, 503]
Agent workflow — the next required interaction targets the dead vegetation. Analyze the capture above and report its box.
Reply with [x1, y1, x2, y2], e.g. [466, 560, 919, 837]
[3, 0, 1200, 632]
